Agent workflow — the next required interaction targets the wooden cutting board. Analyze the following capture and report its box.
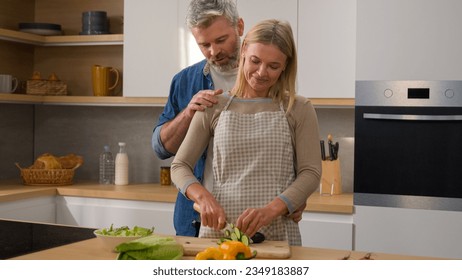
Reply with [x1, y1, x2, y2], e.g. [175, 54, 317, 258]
[174, 236, 291, 259]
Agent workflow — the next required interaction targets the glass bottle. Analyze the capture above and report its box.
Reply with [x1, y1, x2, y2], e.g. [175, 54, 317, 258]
[115, 142, 129, 185]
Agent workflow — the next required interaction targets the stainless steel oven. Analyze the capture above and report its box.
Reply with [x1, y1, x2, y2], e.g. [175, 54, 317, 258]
[354, 80, 462, 211]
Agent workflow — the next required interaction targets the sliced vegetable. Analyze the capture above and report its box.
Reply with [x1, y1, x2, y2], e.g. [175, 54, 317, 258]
[95, 224, 154, 237]
[217, 223, 251, 246]
[219, 241, 256, 260]
[195, 247, 224, 260]
[195, 241, 256, 260]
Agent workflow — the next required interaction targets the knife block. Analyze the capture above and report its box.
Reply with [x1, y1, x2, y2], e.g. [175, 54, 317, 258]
[320, 158, 342, 195]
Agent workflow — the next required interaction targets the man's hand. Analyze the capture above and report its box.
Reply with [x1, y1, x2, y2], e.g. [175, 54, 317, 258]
[160, 88, 223, 154]
[287, 201, 306, 223]
[184, 89, 223, 118]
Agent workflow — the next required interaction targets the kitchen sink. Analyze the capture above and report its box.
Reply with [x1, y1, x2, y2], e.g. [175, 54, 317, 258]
[0, 219, 96, 259]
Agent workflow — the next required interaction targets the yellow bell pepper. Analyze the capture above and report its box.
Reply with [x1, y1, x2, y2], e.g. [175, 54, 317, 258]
[219, 241, 253, 260]
[195, 247, 224, 260]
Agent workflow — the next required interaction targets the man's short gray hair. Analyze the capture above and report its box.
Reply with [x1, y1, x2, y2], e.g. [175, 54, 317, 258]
[186, 0, 240, 29]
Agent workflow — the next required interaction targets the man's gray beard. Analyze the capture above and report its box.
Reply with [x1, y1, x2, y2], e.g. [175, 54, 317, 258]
[208, 36, 241, 72]
[209, 57, 239, 72]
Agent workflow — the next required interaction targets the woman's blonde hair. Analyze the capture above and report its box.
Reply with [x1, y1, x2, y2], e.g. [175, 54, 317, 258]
[231, 19, 297, 113]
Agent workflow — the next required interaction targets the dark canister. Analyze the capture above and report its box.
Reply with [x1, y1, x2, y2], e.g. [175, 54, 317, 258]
[80, 11, 109, 35]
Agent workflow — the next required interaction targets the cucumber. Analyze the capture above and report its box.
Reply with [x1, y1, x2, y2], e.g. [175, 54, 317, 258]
[234, 227, 241, 240]
[241, 235, 250, 246]
[217, 224, 252, 245]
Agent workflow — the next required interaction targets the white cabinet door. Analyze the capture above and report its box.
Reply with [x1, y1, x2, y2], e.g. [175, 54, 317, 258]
[356, 0, 462, 81]
[355, 205, 462, 259]
[299, 212, 353, 250]
[56, 196, 175, 235]
[123, 0, 180, 97]
[298, 0, 356, 98]
[236, 0, 298, 40]
[0, 196, 56, 223]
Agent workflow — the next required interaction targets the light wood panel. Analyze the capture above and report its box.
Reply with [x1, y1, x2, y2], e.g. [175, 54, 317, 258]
[0, 0, 124, 96]
[35, 0, 124, 35]
[34, 45, 123, 96]
[0, 0, 34, 29]
[0, 1, 35, 83]
[10, 235, 443, 260]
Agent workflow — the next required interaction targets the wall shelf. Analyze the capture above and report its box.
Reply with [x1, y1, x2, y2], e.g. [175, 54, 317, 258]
[0, 28, 123, 46]
[0, 93, 354, 108]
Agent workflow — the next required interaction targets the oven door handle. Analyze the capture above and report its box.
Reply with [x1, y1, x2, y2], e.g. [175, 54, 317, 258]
[363, 113, 462, 121]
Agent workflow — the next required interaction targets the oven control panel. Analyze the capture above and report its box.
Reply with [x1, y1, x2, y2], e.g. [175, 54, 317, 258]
[356, 80, 462, 107]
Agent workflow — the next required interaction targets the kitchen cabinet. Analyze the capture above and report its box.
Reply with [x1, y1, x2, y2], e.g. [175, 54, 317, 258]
[299, 211, 353, 250]
[55, 196, 175, 235]
[0, 0, 354, 106]
[123, 0, 179, 97]
[122, 0, 356, 101]
[236, 0, 298, 40]
[298, 0, 356, 98]
[356, 0, 462, 80]
[0, 196, 56, 223]
[354, 205, 462, 259]
[0, 0, 123, 96]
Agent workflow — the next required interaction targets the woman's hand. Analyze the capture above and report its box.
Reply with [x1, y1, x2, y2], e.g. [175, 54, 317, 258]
[186, 183, 227, 231]
[235, 207, 274, 238]
[196, 197, 227, 231]
[236, 198, 287, 238]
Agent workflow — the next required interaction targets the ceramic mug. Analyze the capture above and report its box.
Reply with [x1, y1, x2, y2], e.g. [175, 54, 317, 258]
[0, 74, 19, 93]
[91, 65, 120, 96]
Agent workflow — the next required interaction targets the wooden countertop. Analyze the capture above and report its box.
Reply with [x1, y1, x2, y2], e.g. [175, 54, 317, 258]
[0, 181, 353, 214]
[10, 236, 439, 260]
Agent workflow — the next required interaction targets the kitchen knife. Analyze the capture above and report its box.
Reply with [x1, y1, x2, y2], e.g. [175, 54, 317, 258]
[327, 134, 334, 161]
[333, 142, 339, 160]
[320, 140, 326, 160]
[193, 202, 233, 231]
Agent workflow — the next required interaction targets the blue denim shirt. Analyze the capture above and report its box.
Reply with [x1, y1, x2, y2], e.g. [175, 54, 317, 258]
[152, 59, 213, 237]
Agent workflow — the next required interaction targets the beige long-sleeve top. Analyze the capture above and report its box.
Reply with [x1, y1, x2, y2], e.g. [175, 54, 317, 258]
[171, 93, 322, 213]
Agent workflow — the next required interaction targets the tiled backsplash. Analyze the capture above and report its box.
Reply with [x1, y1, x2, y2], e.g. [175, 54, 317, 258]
[0, 104, 354, 192]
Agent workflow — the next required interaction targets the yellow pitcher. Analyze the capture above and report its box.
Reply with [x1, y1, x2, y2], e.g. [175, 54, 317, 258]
[92, 65, 120, 96]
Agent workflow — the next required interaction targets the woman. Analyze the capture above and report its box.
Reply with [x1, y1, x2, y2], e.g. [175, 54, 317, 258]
[171, 19, 321, 246]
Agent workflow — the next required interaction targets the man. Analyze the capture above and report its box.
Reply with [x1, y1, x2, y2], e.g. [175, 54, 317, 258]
[152, 0, 244, 237]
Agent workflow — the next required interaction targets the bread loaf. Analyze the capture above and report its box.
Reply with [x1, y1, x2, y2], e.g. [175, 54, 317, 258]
[29, 153, 83, 169]
[58, 153, 84, 169]
[35, 154, 62, 169]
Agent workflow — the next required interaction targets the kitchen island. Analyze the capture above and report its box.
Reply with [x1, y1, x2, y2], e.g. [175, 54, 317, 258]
[0, 181, 354, 251]
[10, 235, 440, 260]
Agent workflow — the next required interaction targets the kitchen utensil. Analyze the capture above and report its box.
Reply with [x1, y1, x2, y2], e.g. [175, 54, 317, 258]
[91, 65, 120, 96]
[81, 11, 109, 35]
[0, 74, 18, 93]
[326, 134, 339, 160]
[174, 235, 291, 259]
[94, 231, 142, 252]
[19, 22, 62, 35]
[193, 202, 233, 231]
[327, 134, 334, 160]
[320, 140, 326, 160]
[193, 202, 265, 244]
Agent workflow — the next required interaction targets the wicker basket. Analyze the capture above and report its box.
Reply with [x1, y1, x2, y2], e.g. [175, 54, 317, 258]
[15, 163, 80, 186]
[26, 80, 67, 95]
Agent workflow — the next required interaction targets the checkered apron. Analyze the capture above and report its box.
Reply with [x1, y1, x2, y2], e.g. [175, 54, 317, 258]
[199, 96, 302, 246]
